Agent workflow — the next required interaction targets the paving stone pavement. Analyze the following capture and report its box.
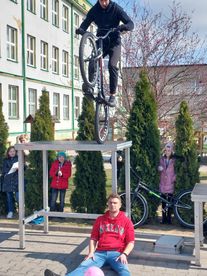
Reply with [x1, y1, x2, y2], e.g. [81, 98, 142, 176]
[0, 225, 207, 276]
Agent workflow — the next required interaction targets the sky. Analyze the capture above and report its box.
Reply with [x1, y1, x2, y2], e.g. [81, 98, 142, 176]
[89, 0, 207, 40]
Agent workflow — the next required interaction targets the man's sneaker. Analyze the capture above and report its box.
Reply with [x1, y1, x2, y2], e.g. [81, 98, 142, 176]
[7, 212, 13, 219]
[108, 95, 116, 107]
[44, 269, 60, 276]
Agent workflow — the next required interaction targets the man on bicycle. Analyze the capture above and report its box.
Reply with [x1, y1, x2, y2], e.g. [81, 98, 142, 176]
[76, 0, 134, 107]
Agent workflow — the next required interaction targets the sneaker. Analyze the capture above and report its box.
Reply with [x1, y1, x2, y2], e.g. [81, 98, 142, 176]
[108, 95, 116, 107]
[7, 212, 13, 219]
[44, 269, 60, 276]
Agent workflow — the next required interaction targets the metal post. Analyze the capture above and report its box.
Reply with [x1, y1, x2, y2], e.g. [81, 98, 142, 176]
[125, 148, 131, 218]
[194, 201, 201, 265]
[18, 149, 25, 249]
[111, 151, 117, 193]
[43, 150, 49, 233]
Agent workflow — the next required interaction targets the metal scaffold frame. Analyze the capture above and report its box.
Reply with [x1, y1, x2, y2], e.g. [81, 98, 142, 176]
[15, 140, 132, 249]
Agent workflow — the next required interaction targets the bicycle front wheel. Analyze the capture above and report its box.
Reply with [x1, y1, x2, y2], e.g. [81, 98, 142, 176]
[95, 102, 109, 144]
[120, 192, 148, 228]
[174, 189, 195, 228]
[79, 32, 99, 88]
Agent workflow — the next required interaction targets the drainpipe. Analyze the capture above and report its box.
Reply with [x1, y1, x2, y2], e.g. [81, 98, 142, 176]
[71, 4, 75, 139]
[21, 0, 27, 133]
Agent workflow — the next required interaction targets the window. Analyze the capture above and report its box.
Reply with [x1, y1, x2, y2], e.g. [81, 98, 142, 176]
[8, 85, 19, 119]
[27, 35, 36, 66]
[40, 0, 48, 20]
[28, 88, 37, 116]
[52, 46, 59, 74]
[74, 55, 79, 79]
[62, 50, 68, 77]
[75, 96, 80, 119]
[63, 94, 69, 120]
[7, 25, 18, 61]
[62, 4, 69, 32]
[74, 13, 79, 39]
[52, 0, 59, 27]
[53, 93, 60, 119]
[40, 41, 48, 70]
[27, 0, 36, 13]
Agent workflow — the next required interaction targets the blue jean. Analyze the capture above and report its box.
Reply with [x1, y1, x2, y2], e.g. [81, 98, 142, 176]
[66, 251, 130, 276]
[6, 192, 19, 213]
[50, 188, 66, 212]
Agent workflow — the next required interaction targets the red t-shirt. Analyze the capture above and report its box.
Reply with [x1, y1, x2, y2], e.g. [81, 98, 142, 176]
[91, 211, 135, 253]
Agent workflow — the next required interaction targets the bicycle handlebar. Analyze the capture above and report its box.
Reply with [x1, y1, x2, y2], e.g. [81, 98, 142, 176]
[76, 28, 120, 40]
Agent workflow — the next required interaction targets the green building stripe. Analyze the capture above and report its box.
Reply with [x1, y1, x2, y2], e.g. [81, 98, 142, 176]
[21, 0, 27, 133]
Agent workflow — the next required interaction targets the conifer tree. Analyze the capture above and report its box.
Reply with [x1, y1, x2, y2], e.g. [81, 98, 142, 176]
[126, 70, 160, 218]
[175, 101, 199, 191]
[25, 90, 55, 213]
[0, 99, 9, 214]
[70, 97, 106, 213]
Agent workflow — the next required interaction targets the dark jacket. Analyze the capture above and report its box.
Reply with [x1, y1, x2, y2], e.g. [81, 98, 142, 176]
[79, 1, 134, 44]
[2, 156, 18, 192]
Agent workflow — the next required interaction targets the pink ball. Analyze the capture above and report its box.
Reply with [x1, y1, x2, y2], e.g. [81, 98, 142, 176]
[84, 266, 105, 276]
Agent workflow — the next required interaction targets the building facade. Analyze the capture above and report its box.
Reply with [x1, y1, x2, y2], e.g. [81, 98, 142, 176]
[0, 0, 92, 144]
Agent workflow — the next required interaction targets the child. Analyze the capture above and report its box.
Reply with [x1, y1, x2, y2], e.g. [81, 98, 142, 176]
[158, 142, 176, 224]
[49, 152, 72, 212]
[2, 146, 19, 219]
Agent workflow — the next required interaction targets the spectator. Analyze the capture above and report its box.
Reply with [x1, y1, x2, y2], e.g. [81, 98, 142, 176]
[158, 142, 176, 224]
[1, 146, 19, 219]
[49, 152, 72, 213]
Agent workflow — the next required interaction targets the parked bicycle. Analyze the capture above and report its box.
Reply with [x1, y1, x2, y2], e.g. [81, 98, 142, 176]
[120, 168, 207, 229]
[78, 28, 119, 144]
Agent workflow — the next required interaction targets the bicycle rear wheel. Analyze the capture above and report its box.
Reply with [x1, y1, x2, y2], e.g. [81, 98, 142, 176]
[120, 192, 148, 228]
[95, 101, 109, 144]
[174, 189, 207, 229]
[79, 32, 99, 88]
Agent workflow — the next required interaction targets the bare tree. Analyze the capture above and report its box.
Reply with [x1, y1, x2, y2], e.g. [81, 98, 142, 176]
[114, 0, 207, 136]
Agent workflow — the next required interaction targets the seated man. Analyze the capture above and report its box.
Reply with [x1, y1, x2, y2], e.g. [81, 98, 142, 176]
[45, 193, 135, 276]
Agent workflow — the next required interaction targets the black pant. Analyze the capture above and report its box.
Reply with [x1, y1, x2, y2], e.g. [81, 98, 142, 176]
[103, 43, 121, 94]
[161, 193, 173, 224]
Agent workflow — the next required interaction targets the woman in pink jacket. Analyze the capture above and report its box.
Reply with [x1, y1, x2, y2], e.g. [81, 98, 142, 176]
[158, 142, 176, 224]
[49, 152, 72, 212]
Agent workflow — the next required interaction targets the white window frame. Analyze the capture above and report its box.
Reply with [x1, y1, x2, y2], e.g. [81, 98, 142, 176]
[53, 92, 60, 119]
[40, 41, 48, 70]
[28, 88, 37, 116]
[75, 96, 80, 119]
[27, 0, 36, 13]
[62, 4, 69, 32]
[40, 0, 48, 20]
[63, 94, 70, 120]
[52, 46, 59, 74]
[52, 0, 59, 27]
[62, 50, 68, 77]
[27, 35, 36, 66]
[74, 55, 79, 80]
[74, 13, 79, 39]
[7, 25, 18, 61]
[8, 85, 19, 119]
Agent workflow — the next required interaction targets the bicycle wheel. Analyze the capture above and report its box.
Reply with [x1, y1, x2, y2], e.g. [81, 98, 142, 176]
[79, 32, 99, 88]
[120, 192, 148, 228]
[95, 101, 109, 144]
[174, 189, 194, 228]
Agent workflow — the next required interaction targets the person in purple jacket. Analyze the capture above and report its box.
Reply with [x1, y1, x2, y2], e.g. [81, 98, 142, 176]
[158, 142, 176, 224]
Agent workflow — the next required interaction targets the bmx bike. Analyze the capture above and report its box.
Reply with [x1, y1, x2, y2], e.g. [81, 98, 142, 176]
[78, 28, 118, 144]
